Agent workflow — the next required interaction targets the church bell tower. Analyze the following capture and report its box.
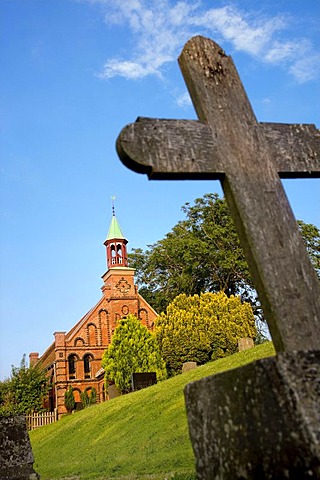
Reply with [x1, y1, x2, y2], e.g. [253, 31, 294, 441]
[101, 200, 136, 304]
[104, 204, 128, 270]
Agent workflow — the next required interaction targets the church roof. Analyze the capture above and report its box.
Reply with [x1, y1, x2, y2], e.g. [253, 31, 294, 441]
[106, 214, 125, 241]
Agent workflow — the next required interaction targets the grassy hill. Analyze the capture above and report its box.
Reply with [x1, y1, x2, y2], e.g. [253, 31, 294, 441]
[30, 342, 275, 480]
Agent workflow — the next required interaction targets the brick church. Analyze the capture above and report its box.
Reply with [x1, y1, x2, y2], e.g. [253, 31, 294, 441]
[29, 210, 157, 418]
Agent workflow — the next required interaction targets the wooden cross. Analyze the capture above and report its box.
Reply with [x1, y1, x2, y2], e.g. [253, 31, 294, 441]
[116, 36, 320, 353]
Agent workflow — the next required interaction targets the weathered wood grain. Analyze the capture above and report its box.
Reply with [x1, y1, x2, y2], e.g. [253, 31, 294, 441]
[116, 35, 320, 352]
[261, 123, 320, 177]
[116, 118, 223, 179]
[117, 119, 320, 178]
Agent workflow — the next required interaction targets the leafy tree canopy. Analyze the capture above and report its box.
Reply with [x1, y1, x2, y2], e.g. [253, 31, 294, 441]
[129, 194, 252, 312]
[298, 220, 320, 277]
[0, 354, 49, 415]
[155, 291, 256, 376]
[102, 314, 167, 394]
[129, 193, 319, 314]
[80, 387, 97, 409]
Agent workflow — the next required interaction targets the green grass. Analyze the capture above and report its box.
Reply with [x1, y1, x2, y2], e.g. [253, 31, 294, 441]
[30, 342, 275, 480]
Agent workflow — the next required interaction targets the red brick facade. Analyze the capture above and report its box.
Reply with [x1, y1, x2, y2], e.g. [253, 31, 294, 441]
[30, 215, 157, 418]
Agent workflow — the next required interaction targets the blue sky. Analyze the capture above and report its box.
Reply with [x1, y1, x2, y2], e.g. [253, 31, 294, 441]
[1, 0, 319, 380]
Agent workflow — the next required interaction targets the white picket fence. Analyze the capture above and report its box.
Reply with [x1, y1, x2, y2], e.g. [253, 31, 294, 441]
[26, 410, 58, 430]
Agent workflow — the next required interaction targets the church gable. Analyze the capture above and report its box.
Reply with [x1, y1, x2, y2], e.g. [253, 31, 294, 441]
[65, 298, 105, 348]
[137, 294, 158, 329]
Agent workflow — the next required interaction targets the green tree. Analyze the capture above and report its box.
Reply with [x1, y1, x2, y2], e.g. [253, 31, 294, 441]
[0, 378, 15, 416]
[102, 314, 167, 394]
[80, 388, 97, 408]
[80, 390, 90, 408]
[129, 194, 319, 317]
[89, 387, 97, 406]
[155, 291, 256, 377]
[129, 194, 252, 313]
[64, 386, 75, 414]
[298, 220, 320, 276]
[0, 355, 49, 416]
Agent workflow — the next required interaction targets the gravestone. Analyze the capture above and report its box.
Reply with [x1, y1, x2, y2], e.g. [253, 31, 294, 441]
[107, 384, 121, 399]
[238, 337, 254, 352]
[182, 362, 197, 374]
[131, 372, 157, 391]
[0, 415, 40, 480]
[116, 36, 320, 478]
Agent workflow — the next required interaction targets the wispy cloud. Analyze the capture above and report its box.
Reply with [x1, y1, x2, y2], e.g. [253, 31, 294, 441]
[264, 40, 300, 63]
[98, 59, 160, 80]
[289, 53, 320, 84]
[191, 6, 287, 56]
[88, 0, 319, 85]
[176, 91, 192, 108]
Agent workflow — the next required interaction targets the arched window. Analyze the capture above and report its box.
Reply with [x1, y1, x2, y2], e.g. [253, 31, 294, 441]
[87, 323, 97, 346]
[68, 354, 77, 380]
[74, 337, 85, 346]
[117, 244, 122, 264]
[83, 354, 92, 379]
[111, 244, 116, 264]
[139, 308, 149, 328]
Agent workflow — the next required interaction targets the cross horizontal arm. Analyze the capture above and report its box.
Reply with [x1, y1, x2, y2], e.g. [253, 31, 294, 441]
[262, 122, 320, 178]
[117, 119, 320, 179]
[116, 118, 223, 179]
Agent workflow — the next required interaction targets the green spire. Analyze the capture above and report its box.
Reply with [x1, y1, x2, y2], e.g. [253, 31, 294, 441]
[106, 214, 125, 241]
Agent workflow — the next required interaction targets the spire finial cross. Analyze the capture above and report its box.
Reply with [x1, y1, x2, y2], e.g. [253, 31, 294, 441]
[111, 195, 116, 216]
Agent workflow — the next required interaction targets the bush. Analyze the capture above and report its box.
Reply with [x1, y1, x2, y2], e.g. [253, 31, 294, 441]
[80, 388, 97, 408]
[155, 291, 256, 376]
[80, 390, 90, 408]
[89, 387, 97, 405]
[64, 386, 75, 413]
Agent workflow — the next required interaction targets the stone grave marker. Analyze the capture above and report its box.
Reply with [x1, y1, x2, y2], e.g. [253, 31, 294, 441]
[182, 362, 197, 374]
[131, 372, 157, 391]
[238, 337, 254, 352]
[0, 415, 40, 480]
[107, 384, 121, 399]
[116, 36, 320, 478]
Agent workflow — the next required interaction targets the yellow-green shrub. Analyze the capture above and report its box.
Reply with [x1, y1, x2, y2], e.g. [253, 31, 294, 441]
[155, 291, 256, 376]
